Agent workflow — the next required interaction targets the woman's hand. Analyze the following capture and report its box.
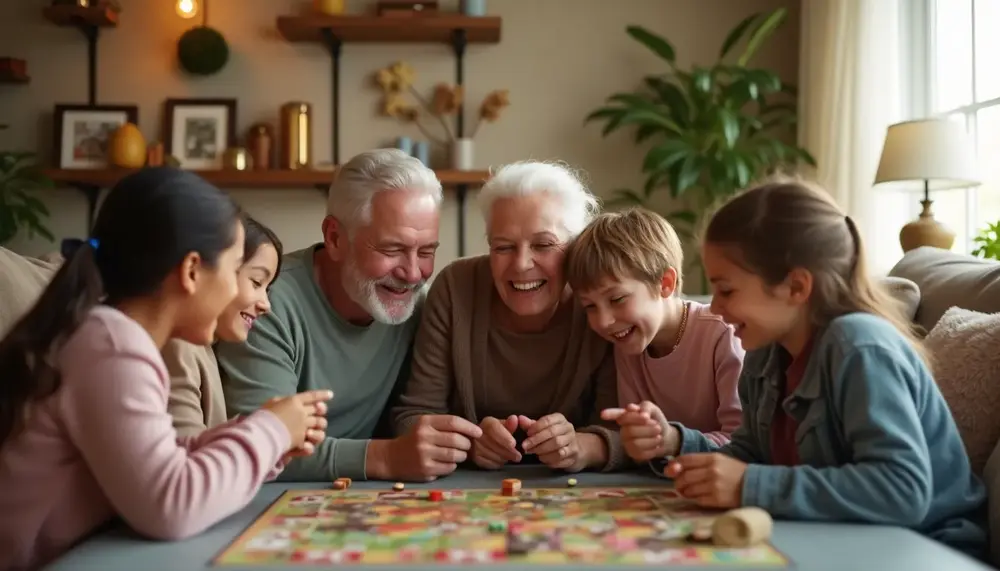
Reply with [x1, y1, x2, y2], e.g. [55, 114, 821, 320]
[261, 390, 332, 453]
[471, 415, 521, 469]
[665, 452, 747, 509]
[520, 413, 589, 472]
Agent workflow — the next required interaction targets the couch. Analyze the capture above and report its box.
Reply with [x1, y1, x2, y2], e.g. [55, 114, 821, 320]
[1, 244, 1000, 564]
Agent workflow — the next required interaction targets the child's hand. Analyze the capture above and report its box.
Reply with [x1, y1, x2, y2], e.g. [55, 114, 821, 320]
[262, 390, 333, 452]
[472, 415, 521, 469]
[601, 401, 679, 461]
[665, 452, 746, 509]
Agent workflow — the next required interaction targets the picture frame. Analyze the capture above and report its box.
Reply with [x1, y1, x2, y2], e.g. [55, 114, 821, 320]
[53, 104, 139, 169]
[163, 98, 237, 170]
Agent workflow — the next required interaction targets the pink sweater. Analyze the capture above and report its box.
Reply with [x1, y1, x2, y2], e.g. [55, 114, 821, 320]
[615, 302, 744, 446]
[0, 306, 291, 571]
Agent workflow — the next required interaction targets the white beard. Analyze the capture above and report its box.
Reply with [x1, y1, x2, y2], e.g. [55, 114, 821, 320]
[341, 255, 422, 325]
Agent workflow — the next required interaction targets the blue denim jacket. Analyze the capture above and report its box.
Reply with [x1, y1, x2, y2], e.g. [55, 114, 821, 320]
[676, 312, 987, 558]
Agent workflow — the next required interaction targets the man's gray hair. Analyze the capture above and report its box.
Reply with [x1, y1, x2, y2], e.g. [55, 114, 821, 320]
[478, 160, 601, 238]
[326, 148, 443, 226]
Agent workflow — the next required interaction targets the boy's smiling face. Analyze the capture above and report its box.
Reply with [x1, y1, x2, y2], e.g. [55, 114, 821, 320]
[576, 271, 678, 356]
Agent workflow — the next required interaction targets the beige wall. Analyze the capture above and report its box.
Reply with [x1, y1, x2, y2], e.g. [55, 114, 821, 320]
[0, 0, 799, 271]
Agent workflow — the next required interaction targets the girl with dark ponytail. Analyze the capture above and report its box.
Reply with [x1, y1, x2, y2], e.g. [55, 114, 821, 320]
[657, 178, 987, 560]
[0, 168, 331, 571]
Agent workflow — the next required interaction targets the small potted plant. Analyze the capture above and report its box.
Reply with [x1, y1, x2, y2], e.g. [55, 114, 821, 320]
[0, 146, 55, 245]
[972, 221, 1000, 261]
[372, 61, 510, 170]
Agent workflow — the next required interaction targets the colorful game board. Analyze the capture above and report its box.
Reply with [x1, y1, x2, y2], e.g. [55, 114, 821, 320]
[214, 487, 790, 566]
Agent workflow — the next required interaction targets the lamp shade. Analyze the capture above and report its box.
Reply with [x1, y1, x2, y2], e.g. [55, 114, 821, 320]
[873, 118, 981, 191]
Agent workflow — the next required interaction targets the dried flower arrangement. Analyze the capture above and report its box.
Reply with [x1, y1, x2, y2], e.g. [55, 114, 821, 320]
[373, 61, 509, 144]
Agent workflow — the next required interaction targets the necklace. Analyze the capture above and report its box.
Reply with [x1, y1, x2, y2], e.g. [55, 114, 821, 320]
[673, 301, 690, 350]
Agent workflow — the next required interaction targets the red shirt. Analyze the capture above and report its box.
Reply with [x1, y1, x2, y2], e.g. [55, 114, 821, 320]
[770, 337, 814, 466]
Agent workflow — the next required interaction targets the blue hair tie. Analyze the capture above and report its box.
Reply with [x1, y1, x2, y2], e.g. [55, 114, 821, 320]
[60, 237, 100, 258]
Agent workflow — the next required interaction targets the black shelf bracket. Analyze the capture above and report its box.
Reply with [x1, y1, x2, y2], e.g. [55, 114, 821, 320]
[77, 184, 101, 231]
[451, 28, 468, 257]
[320, 28, 342, 167]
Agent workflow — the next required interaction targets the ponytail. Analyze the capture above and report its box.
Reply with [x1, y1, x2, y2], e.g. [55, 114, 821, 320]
[0, 240, 104, 446]
[841, 215, 933, 369]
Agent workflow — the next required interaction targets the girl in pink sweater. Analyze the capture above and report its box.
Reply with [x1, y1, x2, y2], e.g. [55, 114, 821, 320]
[0, 168, 332, 571]
[564, 208, 744, 463]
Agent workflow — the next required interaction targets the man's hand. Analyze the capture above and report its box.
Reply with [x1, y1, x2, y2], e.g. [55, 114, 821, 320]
[520, 413, 591, 472]
[471, 415, 521, 470]
[368, 415, 483, 482]
[601, 401, 679, 461]
[665, 453, 746, 509]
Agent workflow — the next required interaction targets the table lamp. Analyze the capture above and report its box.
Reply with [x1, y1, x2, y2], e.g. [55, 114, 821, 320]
[873, 118, 980, 252]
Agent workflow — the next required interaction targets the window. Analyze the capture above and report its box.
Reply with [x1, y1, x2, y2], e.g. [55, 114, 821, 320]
[923, 0, 1000, 255]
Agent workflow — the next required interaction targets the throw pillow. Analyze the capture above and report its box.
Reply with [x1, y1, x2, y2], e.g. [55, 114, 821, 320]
[923, 306, 1000, 475]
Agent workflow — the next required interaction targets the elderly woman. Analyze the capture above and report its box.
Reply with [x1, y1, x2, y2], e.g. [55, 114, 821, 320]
[391, 161, 622, 475]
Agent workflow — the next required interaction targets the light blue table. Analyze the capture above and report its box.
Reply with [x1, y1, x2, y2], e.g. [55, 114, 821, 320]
[45, 466, 993, 570]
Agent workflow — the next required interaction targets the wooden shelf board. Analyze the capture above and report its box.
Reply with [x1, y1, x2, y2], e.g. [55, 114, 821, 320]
[0, 70, 30, 84]
[42, 5, 119, 28]
[43, 168, 490, 189]
[277, 14, 501, 44]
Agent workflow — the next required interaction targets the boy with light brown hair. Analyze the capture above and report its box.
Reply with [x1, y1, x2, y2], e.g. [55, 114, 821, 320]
[563, 207, 744, 463]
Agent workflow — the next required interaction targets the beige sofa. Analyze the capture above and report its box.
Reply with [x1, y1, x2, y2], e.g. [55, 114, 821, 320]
[1, 244, 1000, 563]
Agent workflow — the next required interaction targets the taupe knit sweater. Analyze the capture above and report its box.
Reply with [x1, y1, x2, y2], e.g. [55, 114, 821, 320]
[391, 255, 624, 471]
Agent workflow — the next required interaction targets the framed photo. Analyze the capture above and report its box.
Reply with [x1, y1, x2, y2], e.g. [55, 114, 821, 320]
[53, 104, 139, 169]
[164, 98, 237, 170]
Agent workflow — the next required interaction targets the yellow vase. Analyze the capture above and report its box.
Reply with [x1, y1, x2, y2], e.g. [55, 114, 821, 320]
[314, 0, 344, 15]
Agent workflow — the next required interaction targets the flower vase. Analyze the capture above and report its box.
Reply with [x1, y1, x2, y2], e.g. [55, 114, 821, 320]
[451, 138, 474, 170]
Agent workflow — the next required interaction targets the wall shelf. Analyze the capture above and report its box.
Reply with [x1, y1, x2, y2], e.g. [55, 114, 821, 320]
[274, 12, 502, 255]
[43, 167, 489, 189]
[42, 4, 119, 105]
[44, 167, 490, 233]
[277, 14, 502, 44]
[42, 5, 119, 28]
[0, 70, 30, 84]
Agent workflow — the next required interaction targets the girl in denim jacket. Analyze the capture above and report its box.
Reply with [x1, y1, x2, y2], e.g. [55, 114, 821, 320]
[609, 178, 987, 560]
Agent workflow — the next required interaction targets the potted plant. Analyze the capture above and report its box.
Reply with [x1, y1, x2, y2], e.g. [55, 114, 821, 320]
[972, 221, 1000, 260]
[0, 150, 55, 245]
[584, 8, 815, 292]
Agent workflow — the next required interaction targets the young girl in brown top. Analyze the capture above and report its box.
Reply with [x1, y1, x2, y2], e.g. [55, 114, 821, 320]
[391, 161, 623, 475]
[164, 214, 285, 436]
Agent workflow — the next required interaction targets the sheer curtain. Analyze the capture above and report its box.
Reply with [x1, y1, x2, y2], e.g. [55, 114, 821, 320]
[798, 0, 911, 273]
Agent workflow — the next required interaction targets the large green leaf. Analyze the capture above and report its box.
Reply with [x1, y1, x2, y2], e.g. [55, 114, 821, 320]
[626, 26, 677, 65]
[719, 12, 762, 61]
[738, 8, 788, 66]
[643, 77, 691, 125]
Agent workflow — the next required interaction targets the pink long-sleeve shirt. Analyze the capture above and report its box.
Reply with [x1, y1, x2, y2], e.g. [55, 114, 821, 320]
[615, 302, 744, 445]
[0, 306, 291, 571]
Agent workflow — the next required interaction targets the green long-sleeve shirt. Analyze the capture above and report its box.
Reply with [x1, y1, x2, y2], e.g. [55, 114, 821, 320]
[215, 245, 419, 481]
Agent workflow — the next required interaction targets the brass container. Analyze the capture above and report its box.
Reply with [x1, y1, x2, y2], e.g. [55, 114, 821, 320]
[280, 102, 311, 170]
[247, 123, 273, 170]
[222, 147, 253, 171]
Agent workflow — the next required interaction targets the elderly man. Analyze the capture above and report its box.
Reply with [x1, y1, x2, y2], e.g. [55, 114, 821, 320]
[217, 148, 482, 482]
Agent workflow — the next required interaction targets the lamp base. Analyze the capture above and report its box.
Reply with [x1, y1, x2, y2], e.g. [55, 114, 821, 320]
[899, 199, 955, 253]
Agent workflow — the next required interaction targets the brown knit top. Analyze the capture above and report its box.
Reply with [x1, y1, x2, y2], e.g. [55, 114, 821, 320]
[391, 255, 624, 471]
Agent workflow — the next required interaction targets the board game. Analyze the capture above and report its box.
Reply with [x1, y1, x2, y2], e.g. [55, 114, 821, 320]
[214, 487, 790, 566]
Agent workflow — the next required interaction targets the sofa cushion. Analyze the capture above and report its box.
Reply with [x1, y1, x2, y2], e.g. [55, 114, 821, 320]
[922, 306, 1000, 475]
[0, 247, 61, 337]
[890, 246, 1000, 333]
[882, 276, 921, 322]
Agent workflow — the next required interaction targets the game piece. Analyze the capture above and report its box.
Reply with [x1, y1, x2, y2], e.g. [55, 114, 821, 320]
[712, 507, 773, 547]
[214, 487, 790, 566]
[428, 490, 444, 501]
[332, 480, 346, 490]
[688, 525, 713, 542]
[514, 501, 534, 509]
[501, 478, 521, 496]
[488, 521, 507, 533]
[566, 478, 577, 487]
[393, 482, 404, 491]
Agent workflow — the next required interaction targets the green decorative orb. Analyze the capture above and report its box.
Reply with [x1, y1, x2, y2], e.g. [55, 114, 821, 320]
[177, 26, 229, 76]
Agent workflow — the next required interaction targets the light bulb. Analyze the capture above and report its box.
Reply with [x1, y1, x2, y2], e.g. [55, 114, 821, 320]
[176, 0, 198, 19]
